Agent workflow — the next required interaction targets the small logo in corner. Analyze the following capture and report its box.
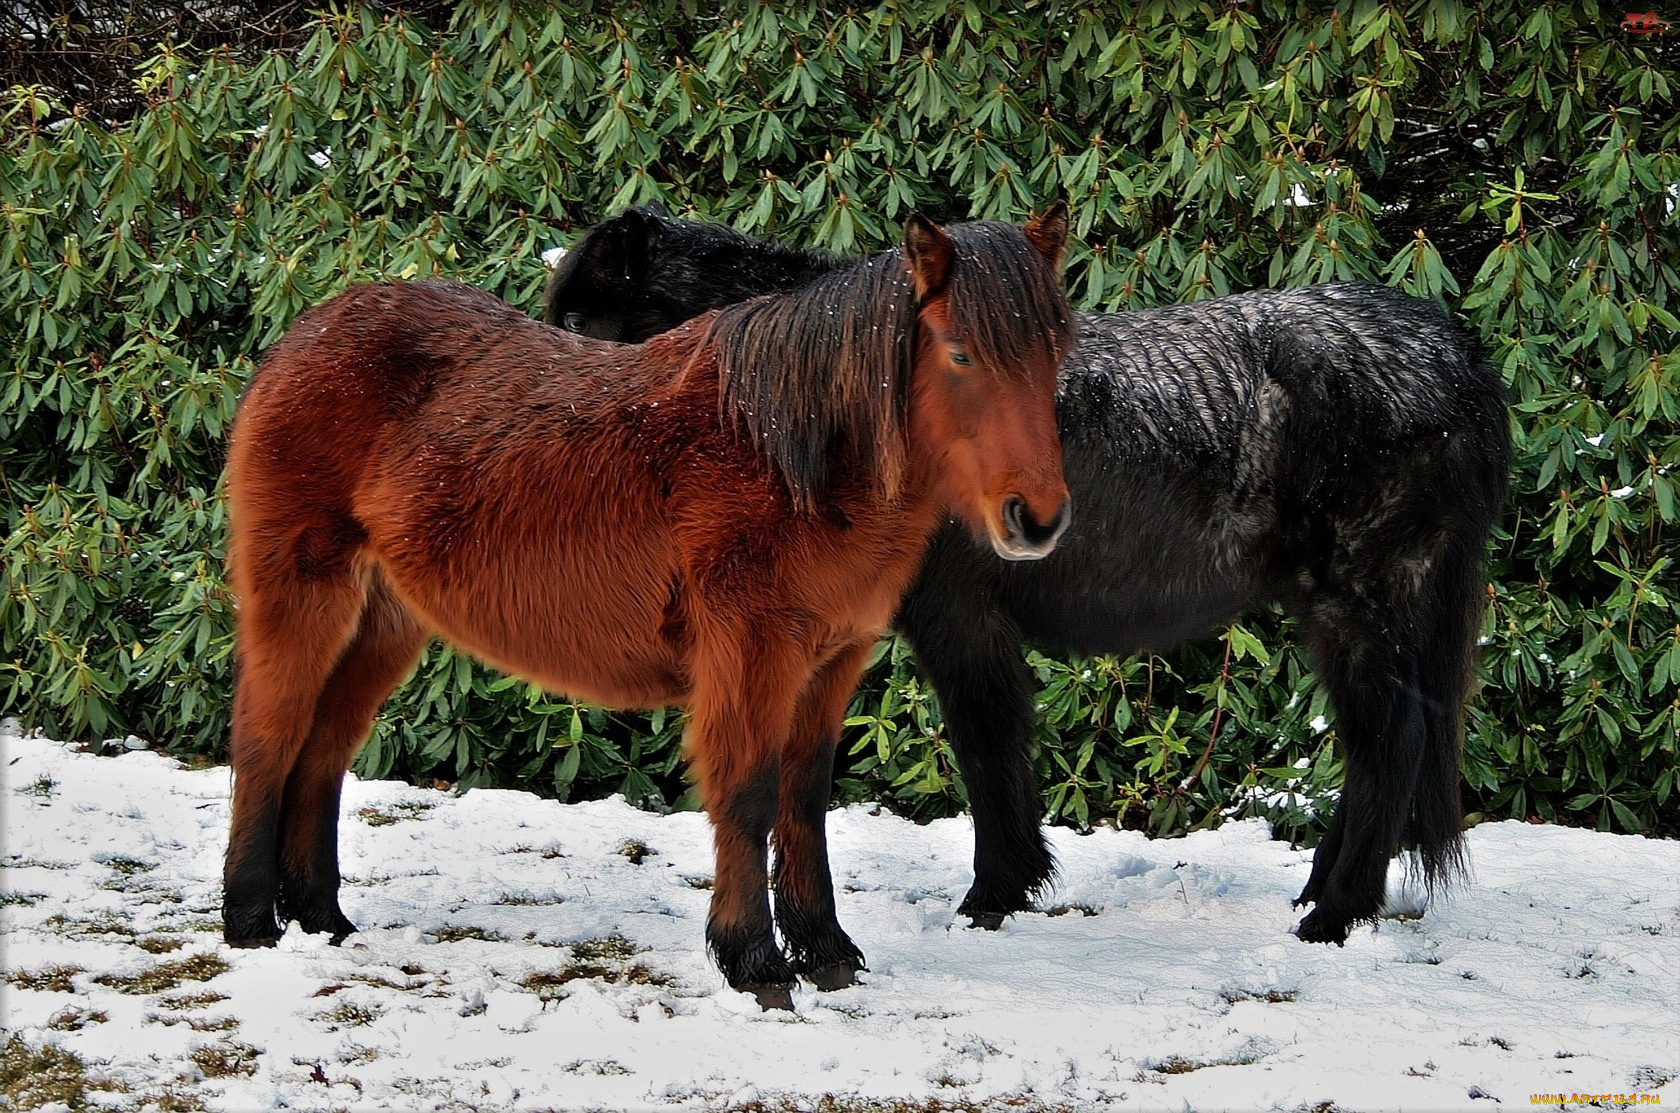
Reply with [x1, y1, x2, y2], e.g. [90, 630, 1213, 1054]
[1621, 10, 1672, 33]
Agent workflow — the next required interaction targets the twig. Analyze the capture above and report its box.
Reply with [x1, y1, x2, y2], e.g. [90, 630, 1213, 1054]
[1180, 627, 1234, 792]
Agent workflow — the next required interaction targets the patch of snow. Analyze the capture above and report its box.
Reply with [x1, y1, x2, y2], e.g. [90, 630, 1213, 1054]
[542, 245, 568, 269]
[1309, 715, 1329, 733]
[3, 727, 1677, 1110]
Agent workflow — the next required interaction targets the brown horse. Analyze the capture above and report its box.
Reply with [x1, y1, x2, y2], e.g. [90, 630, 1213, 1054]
[221, 209, 1075, 1007]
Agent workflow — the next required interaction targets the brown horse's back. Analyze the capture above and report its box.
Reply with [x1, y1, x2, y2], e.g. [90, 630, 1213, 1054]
[231, 281, 715, 708]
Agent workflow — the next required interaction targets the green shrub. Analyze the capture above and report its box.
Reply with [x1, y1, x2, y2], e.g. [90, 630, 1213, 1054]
[3, 1, 1675, 839]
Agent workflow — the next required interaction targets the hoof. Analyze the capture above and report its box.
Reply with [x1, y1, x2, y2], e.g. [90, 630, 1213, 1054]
[225, 935, 279, 949]
[805, 959, 863, 992]
[964, 910, 1007, 931]
[745, 982, 796, 1012]
[1293, 908, 1351, 946]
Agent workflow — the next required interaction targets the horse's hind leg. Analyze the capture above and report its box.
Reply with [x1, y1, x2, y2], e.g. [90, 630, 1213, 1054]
[772, 640, 874, 990]
[896, 586, 1052, 928]
[279, 572, 427, 939]
[1293, 600, 1426, 944]
[223, 561, 368, 946]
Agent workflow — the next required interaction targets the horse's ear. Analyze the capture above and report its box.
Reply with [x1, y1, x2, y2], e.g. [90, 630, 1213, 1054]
[902, 213, 954, 299]
[1023, 201, 1069, 273]
[594, 206, 665, 283]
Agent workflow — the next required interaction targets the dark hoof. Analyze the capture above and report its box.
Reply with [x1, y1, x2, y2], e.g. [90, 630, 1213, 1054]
[222, 905, 283, 947]
[805, 959, 863, 992]
[294, 909, 358, 942]
[1293, 883, 1319, 909]
[746, 983, 796, 1011]
[1294, 908, 1351, 945]
[964, 910, 1007, 931]
[225, 935, 280, 949]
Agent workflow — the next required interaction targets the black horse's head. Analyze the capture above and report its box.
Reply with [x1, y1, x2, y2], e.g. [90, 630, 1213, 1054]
[541, 203, 839, 342]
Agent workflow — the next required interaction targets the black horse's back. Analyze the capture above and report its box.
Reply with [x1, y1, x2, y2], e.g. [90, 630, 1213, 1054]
[540, 209, 1510, 947]
[544, 203, 837, 342]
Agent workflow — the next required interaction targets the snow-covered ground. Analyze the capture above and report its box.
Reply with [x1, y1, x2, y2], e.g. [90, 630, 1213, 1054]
[3, 726, 1677, 1112]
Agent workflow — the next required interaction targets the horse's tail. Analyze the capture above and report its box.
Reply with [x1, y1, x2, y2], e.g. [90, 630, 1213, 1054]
[1409, 337, 1507, 896]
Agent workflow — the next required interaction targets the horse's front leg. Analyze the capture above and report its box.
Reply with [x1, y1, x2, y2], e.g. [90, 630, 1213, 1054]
[687, 643, 806, 1010]
[772, 640, 875, 990]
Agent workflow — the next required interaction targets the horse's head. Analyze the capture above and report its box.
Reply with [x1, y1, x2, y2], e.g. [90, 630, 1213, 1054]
[543, 204, 835, 342]
[541, 204, 675, 341]
[902, 207, 1075, 561]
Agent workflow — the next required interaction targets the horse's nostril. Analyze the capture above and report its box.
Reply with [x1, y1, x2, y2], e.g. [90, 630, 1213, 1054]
[1001, 496, 1027, 539]
[1002, 495, 1069, 548]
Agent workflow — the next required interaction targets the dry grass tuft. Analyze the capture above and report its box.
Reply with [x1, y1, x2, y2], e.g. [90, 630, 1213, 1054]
[94, 953, 230, 995]
[5, 964, 83, 992]
[189, 1040, 261, 1079]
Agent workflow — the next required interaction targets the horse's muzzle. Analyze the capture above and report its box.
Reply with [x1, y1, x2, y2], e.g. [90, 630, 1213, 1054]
[992, 495, 1071, 561]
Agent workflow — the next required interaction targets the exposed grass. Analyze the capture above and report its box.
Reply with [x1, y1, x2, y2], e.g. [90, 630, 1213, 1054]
[136, 935, 186, 954]
[721, 1097, 1087, 1112]
[491, 890, 564, 906]
[0, 890, 46, 906]
[148, 1085, 210, 1112]
[519, 935, 672, 1001]
[16, 774, 56, 798]
[562, 1059, 632, 1075]
[155, 991, 230, 1010]
[0, 1032, 90, 1110]
[433, 925, 507, 943]
[319, 1000, 384, 1029]
[1043, 903, 1101, 917]
[356, 801, 434, 826]
[1220, 988, 1298, 1005]
[103, 856, 153, 875]
[44, 912, 135, 937]
[571, 935, 640, 963]
[99, 874, 185, 903]
[345, 971, 425, 991]
[189, 1040, 261, 1079]
[94, 953, 230, 995]
[47, 1006, 108, 1031]
[619, 839, 655, 864]
[685, 876, 715, 890]
[5, 964, 83, 992]
[1137, 1050, 1263, 1079]
[1631, 1065, 1676, 1090]
[0, 857, 74, 869]
[148, 1011, 240, 1033]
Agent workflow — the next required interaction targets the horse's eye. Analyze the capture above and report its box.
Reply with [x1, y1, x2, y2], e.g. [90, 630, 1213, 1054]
[949, 349, 972, 367]
[563, 312, 587, 333]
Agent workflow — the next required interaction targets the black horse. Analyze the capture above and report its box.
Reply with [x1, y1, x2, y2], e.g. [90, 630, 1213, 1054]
[542, 204, 1510, 945]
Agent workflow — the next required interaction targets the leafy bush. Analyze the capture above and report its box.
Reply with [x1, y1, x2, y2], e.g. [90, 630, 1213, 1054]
[3, 1, 1675, 840]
